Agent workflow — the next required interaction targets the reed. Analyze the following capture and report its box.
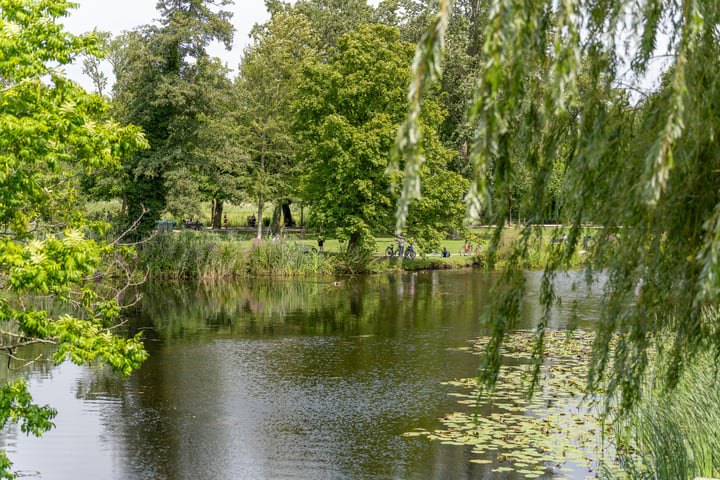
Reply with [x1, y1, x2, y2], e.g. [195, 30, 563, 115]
[605, 319, 720, 480]
[138, 232, 332, 278]
[245, 237, 333, 276]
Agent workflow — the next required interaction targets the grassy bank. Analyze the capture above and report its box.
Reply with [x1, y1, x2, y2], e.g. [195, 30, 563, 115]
[137, 227, 593, 279]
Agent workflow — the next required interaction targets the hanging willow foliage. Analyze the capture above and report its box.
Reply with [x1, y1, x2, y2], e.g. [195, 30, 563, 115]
[397, 0, 720, 412]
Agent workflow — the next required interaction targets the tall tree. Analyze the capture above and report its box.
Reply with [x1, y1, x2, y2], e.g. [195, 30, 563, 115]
[111, 0, 234, 236]
[0, 1, 148, 475]
[374, 0, 432, 44]
[399, 0, 720, 410]
[435, 0, 486, 175]
[192, 80, 243, 230]
[80, 30, 112, 97]
[296, 23, 466, 252]
[235, 10, 319, 238]
[290, 0, 375, 51]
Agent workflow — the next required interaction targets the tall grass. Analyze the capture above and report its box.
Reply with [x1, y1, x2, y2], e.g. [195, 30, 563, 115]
[138, 232, 333, 278]
[244, 237, 333, 276]
[605, 319, 720, 480]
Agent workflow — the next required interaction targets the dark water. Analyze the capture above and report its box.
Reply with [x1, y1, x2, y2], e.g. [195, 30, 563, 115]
[0, 270, 601, 480]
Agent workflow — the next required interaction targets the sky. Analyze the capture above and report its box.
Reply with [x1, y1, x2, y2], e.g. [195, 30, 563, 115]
[61, 0, 380, 92]
[60, 1, 664, 99]
[61, 0, 271, 90]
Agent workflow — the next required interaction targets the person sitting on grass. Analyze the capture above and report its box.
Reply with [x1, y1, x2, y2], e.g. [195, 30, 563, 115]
[441, 247, 450, 258]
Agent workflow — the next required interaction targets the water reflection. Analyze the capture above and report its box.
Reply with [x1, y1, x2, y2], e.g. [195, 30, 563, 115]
[0, 270, 601, 480]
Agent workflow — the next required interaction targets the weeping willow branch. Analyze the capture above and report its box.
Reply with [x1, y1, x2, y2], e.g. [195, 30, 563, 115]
[396, 0, 720, 412]
[392, 0, 452, 235]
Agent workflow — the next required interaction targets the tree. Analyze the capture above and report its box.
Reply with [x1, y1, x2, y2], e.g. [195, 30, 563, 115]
[80, 30, 112, 97]
[374, 0, 432, 44]
[296, 23, 466, 252]
[435, 0, 486, 176]
[193, 81, 244, 230]
[111, 0, 234, 236]
[0, 0, 148, 475]
[289, 0, 375, 51]
[399, 0, 720, 411]
[234, 10, 319, 238]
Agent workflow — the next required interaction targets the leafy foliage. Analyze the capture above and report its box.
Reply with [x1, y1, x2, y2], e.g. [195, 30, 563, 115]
[399, 0, 720, 411]
[0, 379, 56, 437]
[296, 23, 466, 252]
[110, 0, 234, 237]
[1, 1, 148, 475]
[281, 0, 376, 50]
[294, 24, 414, 251]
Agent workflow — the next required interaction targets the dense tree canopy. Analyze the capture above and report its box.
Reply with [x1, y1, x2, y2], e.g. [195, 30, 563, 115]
[0, 0, 148, 474]
[295, 23, 466, 252]
[269, 0, 376, 51]
[233, 10, 319, 238]
[111, 0, 234, 236]
[294, 24, 413, 251]
[399, 0, 720, 410]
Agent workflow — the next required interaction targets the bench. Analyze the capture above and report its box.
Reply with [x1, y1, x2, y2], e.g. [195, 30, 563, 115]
[183, 221, 203, 231]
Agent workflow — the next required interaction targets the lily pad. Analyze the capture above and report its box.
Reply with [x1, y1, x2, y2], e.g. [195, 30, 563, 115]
[403, 329, 619, 477]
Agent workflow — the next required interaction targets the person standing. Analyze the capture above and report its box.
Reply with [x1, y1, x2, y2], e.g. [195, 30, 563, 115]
[318, 235, 324, 253]
[397, 235, 405, 258]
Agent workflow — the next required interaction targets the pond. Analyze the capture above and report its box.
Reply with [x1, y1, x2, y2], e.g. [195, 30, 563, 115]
[0, 270, 603, 480]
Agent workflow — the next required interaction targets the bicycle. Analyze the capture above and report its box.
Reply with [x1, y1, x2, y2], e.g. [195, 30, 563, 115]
[302, 244, 318, 254]
[385, 244, 416, 260]
[459, 242, 474, 255]
[459, 241, 482, 256]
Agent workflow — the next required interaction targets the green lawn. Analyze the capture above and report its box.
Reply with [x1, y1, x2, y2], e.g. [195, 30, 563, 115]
[84, 199, 596, 269]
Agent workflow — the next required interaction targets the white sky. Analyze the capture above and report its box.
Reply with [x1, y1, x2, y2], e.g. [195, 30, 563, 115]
[60, 1, 661, 99]
[61, 0, 380, 92]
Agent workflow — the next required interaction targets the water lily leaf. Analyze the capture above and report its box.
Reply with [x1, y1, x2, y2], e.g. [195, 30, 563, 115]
[405, 329, 617, 477]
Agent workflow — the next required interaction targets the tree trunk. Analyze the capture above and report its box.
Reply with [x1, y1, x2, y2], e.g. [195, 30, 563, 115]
[256, 194, 263, 240]
[281, 199, 294, 227]
[271, 203, 281, 234]
[211, 199, 223, 229]
[348, 232, 361, 253]
[257, 127, 266, 240]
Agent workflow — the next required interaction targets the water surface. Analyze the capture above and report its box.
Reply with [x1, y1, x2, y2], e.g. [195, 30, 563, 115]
[0, 270, 601, 479]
